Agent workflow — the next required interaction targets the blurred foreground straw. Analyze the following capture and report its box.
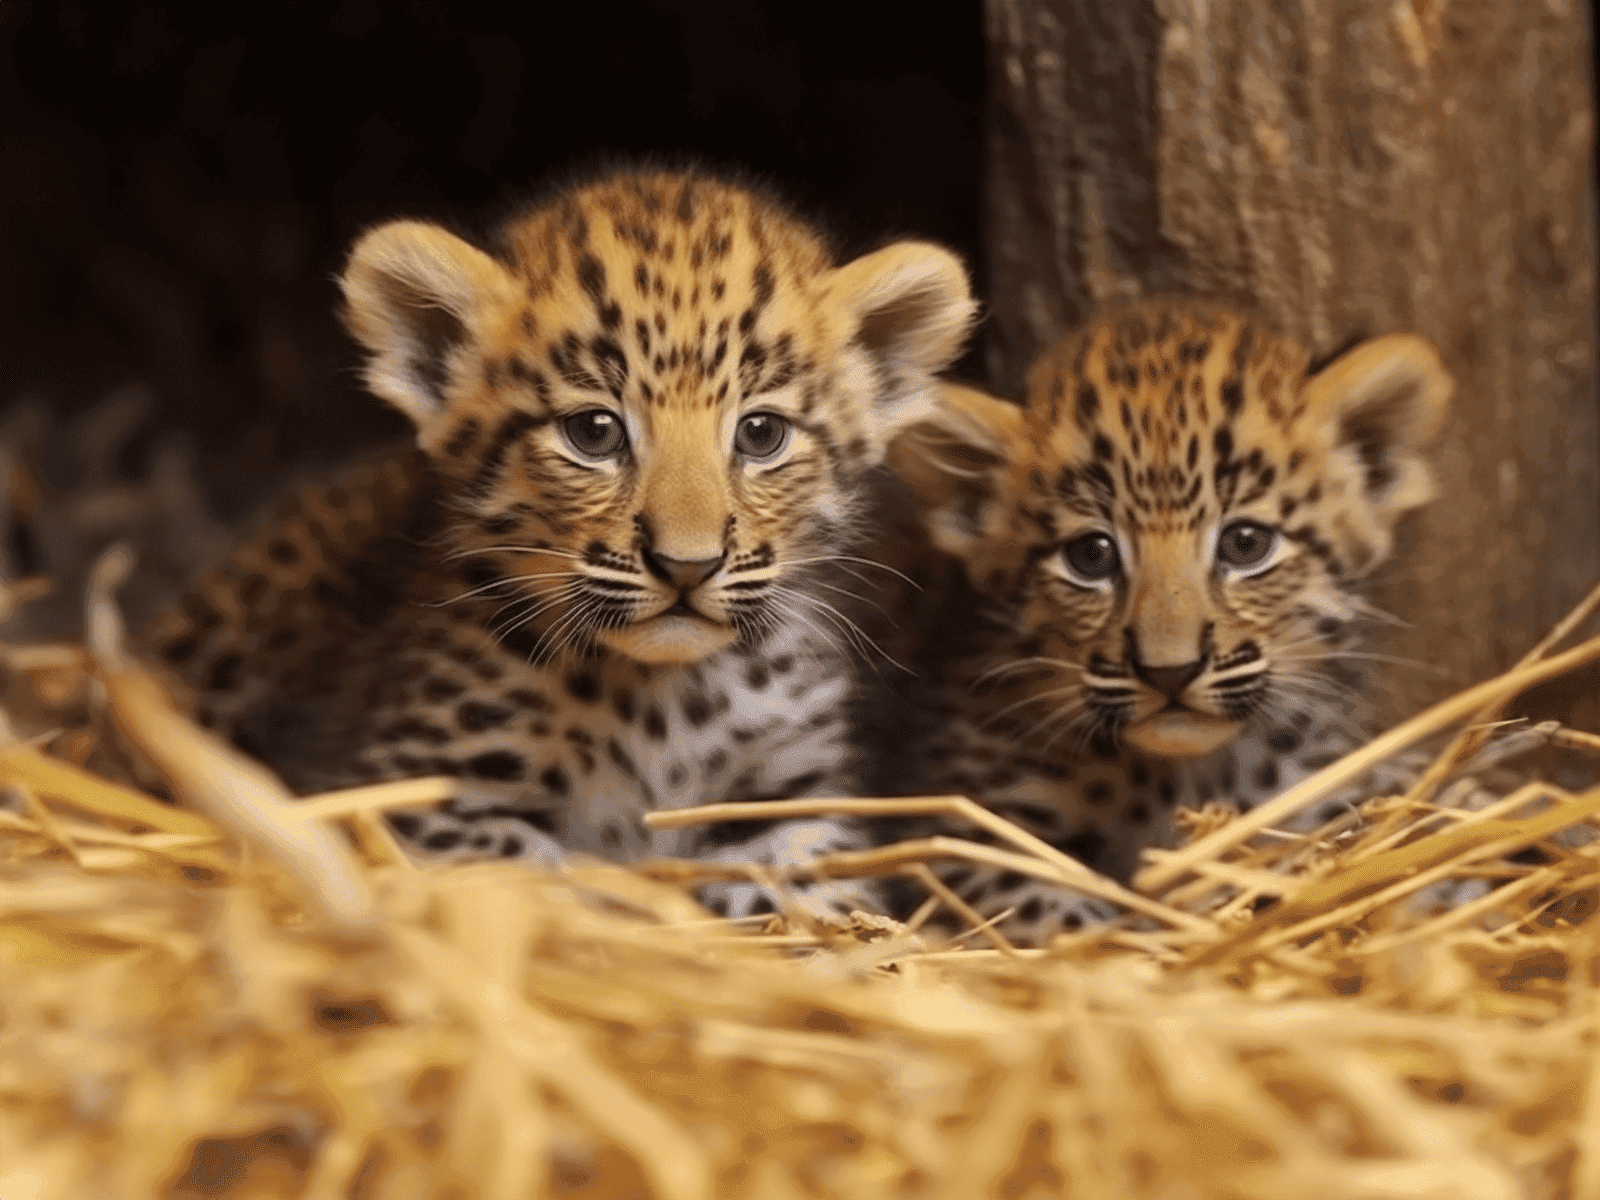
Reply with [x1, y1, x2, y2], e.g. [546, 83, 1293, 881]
[2, 550, 1600, 1197]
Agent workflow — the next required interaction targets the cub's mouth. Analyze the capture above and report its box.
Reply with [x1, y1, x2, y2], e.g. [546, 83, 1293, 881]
[1122, 709, 1242, 759]
[599, 608, 737, 665]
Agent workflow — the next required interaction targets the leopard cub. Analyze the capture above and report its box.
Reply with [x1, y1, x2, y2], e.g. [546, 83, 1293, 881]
[865, 302, 1451, 942]
[146, 169, 975, 916]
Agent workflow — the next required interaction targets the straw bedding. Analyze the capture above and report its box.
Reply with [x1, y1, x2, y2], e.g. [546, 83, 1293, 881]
[4, 548, 1600, 1199]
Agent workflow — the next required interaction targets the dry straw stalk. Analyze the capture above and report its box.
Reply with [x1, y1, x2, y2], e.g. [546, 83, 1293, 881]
[2, 554, 1600, 1197]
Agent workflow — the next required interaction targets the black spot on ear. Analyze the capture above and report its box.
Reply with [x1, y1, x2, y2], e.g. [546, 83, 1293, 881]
[1306, 328, 1369, 377]
[1340, 414, 1399, 494]
[404, 299, 466, 408]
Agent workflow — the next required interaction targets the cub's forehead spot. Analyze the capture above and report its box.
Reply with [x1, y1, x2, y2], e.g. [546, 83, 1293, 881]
[1016, 315, 1343, 536]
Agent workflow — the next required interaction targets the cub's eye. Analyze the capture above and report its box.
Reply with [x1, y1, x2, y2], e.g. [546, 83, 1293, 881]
[562, 409, 626, 459]
[1062, 532, 1120, 584]
[1217, 520, 1278, 570]
[734, 411, 790, 460]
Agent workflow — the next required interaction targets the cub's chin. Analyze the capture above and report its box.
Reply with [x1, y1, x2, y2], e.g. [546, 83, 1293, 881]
[600, 613, 738, 665]
[1122, 711, 1243, 759]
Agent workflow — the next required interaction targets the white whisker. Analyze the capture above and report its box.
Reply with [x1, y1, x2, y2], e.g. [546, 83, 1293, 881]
[429, 570, 585, 608]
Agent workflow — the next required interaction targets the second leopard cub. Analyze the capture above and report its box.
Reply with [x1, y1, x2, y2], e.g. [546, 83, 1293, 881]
[146, 169, 975, 914]
[867, 303, 1451, 942]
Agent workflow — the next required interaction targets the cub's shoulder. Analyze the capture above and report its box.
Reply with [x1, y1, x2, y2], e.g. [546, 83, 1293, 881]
[142, 448, 436, 725]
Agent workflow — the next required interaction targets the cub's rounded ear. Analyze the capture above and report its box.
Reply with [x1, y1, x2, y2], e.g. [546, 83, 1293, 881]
[886, 382, 1028, 560]
[341, 221, 518, 433]
[1302, 332, 1453, 527]
[826, 241, 977, 430]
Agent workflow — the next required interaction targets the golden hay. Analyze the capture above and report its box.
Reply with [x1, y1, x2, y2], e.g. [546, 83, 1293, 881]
[3, 562, 1600, 1198]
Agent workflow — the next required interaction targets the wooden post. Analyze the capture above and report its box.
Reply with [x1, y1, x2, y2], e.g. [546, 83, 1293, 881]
[983, 0, 1599, 722]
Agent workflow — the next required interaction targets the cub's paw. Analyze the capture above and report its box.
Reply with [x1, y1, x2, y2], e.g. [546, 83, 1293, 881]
[933, 879, 1122, 948]
[698, 876, 884, 923]
[695, 816, 881, 923]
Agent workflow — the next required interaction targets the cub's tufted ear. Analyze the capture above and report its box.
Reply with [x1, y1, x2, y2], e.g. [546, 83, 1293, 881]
[341, 221, 520, 435]
[1301, 333, 1453, 571]
[886, 382, 1029, 561]
[826, 241, 977, 433]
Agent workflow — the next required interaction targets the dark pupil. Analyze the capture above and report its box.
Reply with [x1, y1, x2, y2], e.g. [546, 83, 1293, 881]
[1064, 533, 1118, 580]
[1220, 522, 1273, 566]
[565, 410, 622, 456]
[736, 414, 784, 456]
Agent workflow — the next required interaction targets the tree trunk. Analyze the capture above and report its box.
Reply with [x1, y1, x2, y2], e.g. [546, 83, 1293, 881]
[982, 0, 1599, 724]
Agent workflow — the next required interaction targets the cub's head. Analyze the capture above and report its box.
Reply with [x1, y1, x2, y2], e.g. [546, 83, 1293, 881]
[341, 170, 973, 664]
[892, 304, 1451, 758]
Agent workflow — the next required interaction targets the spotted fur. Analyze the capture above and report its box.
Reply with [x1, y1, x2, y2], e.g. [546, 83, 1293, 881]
[144, 169, 975, 916]
[866, 302, 1451, 942]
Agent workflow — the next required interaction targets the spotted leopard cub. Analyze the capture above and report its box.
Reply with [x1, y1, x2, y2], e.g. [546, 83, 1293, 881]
[870, 303, 1451, 942]
[145, 170, 975, 915]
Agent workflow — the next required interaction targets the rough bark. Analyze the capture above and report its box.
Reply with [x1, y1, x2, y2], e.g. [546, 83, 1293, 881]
[983, 0, 1599, 723]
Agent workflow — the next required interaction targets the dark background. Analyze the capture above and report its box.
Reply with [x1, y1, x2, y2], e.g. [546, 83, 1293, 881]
[0, 3, 983, 516]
